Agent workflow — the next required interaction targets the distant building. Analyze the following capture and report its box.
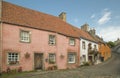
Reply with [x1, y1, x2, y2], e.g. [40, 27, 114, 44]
[114, 38, 120, 45]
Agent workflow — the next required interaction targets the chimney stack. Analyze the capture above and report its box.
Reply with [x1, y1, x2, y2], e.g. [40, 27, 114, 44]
[81, 23, 89, 32]
[59, 12, 66, 22]
[89, 28, 96, 36]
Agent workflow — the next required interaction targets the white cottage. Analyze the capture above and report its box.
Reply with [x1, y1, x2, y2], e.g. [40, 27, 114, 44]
[80, 38, 98, 65]
[71, 24, 99, 65]
[80, 24, 101, 65]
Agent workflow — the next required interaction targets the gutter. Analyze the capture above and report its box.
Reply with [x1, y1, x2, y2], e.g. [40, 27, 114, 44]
[80, 37, 98, 44]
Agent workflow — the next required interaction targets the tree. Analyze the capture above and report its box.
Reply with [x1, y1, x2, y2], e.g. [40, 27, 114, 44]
[107, 41, 115, 48]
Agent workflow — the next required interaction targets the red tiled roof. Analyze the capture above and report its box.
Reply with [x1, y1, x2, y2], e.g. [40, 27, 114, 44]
[71, 26, 97, 42]
[90, 34, 105, 43]
[1, 1, 97, 42]
[1, 1, 80, 38]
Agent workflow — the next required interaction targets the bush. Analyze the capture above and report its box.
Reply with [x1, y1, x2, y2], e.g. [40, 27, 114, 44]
[83, 62, 90, 66]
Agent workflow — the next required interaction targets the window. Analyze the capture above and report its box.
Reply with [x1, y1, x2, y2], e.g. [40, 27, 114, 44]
[49, 53, 56, 64]
[82, 55, 86, 62]
[88, 43, 92, 50]
[20, 30, 30, 42]
[94, 45, 97, 50]
[49, 35, 56, 45]
[69, 38, 75, 46]
[68, 53, 76, 63]
[82, 41, 86, 49]
[7, 53, 19, 65]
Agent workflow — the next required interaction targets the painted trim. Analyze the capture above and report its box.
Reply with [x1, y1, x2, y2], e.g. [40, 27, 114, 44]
[6, 52, 20, 66]
[48, 34, 56, 46]
[80, 37, 98, 43]
[67, 52, 77, 64]
[48, 53, 56, 64]
[19, 29, 31, 43]
[69, 37, 76, 46]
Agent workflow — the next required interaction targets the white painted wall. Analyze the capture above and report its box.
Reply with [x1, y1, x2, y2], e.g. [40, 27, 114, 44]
[80, 38, 98, 65]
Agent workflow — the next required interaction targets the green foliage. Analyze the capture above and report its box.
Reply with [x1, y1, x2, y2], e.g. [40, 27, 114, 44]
[107, 41, 115, 48]
[1, 70, 36, 78]
[84, 62, 90, 66]
[81, 62, 90, 66]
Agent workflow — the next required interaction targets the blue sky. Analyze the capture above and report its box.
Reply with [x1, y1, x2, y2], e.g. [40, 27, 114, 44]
[4, 0, 120, 41]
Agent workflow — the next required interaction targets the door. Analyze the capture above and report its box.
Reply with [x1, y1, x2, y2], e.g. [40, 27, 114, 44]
[83, 55, 86, 62]
[34, 53, 43, 70]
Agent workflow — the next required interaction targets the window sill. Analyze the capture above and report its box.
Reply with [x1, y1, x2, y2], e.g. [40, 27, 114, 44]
[68, 62, 76, 64]
[7, 64, 20, 66]
[69, 44, 75, 46]
[49, 44, 56, 46]
[49, 62, 56, 64]
[20, 40, 31, 43]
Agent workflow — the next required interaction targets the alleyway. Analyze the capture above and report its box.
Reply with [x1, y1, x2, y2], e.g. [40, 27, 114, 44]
[3, 52, 120, 78]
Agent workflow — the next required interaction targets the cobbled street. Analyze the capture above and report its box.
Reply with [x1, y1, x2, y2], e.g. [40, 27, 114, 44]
[13, 52, 120, 78]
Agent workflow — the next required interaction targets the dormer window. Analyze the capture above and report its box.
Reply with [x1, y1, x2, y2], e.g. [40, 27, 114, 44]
[69, 38, 75, 46]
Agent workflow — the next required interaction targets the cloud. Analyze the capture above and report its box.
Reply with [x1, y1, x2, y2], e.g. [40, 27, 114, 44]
[98, 26, 120, 41]
[91, 14, 95, 19]
[98, 9, 111, 25]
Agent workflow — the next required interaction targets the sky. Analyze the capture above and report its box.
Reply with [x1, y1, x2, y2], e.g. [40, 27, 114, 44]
[4, 0, 120, 42]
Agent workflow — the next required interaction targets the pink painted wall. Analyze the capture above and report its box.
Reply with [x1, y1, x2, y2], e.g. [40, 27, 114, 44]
[2, 23, 80, 72]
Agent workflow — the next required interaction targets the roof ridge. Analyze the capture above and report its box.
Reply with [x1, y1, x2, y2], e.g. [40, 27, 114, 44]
[2, 1, 80, 38]
[2, 1, 59, 19]
[70, 25, 97, 42]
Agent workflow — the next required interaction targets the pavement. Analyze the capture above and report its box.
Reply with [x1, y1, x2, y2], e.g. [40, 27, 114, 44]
[4, 52, 120, 78]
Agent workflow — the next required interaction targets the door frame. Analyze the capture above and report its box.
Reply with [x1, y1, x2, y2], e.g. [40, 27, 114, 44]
[34, 53, 44, 70]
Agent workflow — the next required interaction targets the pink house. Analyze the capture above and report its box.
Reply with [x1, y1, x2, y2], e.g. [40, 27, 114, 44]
[0, 1, 80, 72]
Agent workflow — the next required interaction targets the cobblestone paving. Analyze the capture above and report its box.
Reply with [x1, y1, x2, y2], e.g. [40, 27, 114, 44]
[15, 52, 120, 78]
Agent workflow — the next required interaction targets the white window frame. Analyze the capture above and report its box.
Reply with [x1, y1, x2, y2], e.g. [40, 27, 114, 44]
[68, 53, 76, 63]
[7, 52, 19, 65]
[49, 35, 56, 45]
[82, 41, 86, 49]
[94, 45, 97, 50]
[20, 30, 30, 42]
[69, 38, 75, 46]
[82, 55, 86, 62]
[49, 53, 56, 64]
